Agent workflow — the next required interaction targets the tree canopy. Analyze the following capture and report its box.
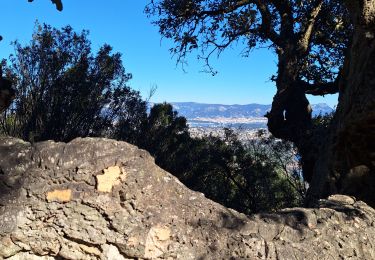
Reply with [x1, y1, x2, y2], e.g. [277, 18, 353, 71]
[145, 0, 351, 87]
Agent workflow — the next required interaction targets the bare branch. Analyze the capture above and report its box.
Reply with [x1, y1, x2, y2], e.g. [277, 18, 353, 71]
[193, 1, 282, 46]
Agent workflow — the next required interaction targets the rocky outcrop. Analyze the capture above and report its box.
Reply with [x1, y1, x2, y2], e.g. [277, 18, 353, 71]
[0, 137, 375, 260]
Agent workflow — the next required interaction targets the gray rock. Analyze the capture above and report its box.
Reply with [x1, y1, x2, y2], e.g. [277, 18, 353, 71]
[1, 137, 375, 259]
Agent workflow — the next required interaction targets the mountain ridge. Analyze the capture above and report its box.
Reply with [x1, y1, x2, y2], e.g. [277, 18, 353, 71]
[149, 102, 334, 129]
[169, 102, 333, 118]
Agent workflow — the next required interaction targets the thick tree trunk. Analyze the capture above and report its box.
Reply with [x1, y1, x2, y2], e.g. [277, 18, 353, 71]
[307, 0, 375, 206]
[267, 47, 312, 143]
[267, 47, 316, 183]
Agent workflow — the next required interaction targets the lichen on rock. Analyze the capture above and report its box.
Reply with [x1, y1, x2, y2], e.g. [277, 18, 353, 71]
[96, 166, 126, 193]
[46, 189, 72, 202]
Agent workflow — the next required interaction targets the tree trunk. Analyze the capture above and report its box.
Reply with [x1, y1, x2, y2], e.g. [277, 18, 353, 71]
[267, 46, 316, 183]
[307, 0, 375, 206]
[267, 46, 312, 143]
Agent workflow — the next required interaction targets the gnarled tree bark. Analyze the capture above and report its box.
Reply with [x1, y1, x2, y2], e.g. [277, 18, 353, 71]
[307, 0, 375, 206]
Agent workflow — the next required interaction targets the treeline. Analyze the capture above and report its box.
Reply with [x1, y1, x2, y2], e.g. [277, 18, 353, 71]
[0, 24, 305, 214]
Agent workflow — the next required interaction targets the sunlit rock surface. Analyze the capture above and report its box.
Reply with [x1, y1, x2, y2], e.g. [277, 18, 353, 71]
[0, 137, 374, 259]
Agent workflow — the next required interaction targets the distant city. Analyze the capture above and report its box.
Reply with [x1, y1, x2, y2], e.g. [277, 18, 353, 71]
[166, 102, 334, 141]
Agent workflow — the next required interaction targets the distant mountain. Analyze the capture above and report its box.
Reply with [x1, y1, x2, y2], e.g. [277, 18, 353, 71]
[310, 103, 335, 116]
[147, 102, 334, 129]
[170, 102, 333, 119]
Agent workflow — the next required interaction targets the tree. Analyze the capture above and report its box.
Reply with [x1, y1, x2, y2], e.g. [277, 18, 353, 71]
[0, 24, 146, 143]
[138, 103, 191, 171]
[108, 87, 148, 145]
[146, 0, 375, 205]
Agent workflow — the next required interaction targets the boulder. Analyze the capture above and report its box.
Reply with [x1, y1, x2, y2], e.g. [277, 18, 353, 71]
[0, 137, 374, 259]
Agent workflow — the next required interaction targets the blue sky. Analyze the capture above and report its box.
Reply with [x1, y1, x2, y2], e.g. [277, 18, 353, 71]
[0, 0, 338, 107]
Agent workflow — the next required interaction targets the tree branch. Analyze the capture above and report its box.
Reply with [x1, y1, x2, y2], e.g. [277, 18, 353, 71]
[298, 0, 324, 53]
[299, 79, 339, 96]
[256, 2, 282, 45]
[196, 1, 281, 46]
[272, 0, 294, 38]
[199, 0, 250, 15]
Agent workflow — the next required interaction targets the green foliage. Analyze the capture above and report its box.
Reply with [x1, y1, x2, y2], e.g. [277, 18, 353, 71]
[312, 111, 334, 129]
[109, 87, 148, 144]
[138, 103, 190, 166]
[190, 129, 304, 214]
[0, 23, 146, 142]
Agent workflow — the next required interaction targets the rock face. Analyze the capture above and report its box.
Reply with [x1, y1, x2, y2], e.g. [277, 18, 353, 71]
[0, 137, 375, 260]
